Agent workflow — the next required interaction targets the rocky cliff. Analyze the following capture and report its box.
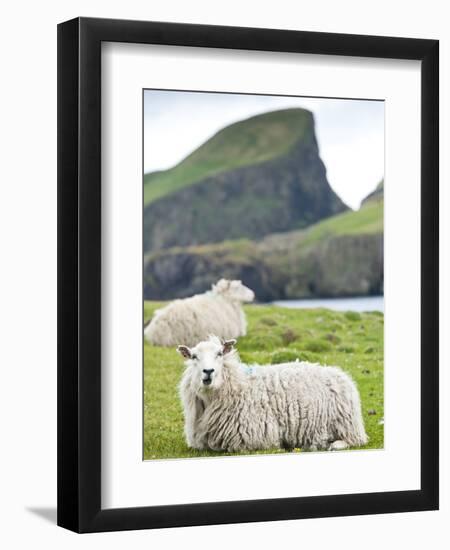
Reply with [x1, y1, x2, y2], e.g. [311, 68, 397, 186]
[144, 196, 384, 301]
[143, 109, 347, 253]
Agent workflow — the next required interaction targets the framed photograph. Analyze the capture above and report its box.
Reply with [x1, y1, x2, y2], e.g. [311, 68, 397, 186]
[57, 17, 439, 533]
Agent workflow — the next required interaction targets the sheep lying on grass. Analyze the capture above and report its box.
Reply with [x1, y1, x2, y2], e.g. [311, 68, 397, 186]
[178, 336, 368, 453]
[145, 279, 255, 347]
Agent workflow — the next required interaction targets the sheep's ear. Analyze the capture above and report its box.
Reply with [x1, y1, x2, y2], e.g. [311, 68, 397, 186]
[213, 279, 230, 293]
[222, 339, 237, 355]
[177, 345, 192, 359]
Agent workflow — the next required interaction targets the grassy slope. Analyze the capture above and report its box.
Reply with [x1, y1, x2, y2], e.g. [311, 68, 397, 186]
[362, 179, 384, 205]
[143, 108, 313, 205]
[143, 303, 384, 459]
[291, 197, 383, 249]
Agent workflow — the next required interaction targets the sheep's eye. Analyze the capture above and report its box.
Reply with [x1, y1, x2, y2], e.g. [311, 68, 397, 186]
[217, 351, 223, 357]
[191, 354, 198, 361]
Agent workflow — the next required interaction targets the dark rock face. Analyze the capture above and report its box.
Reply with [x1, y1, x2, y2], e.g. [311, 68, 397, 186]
[143, 232, 383, 301]
[283, 233, 384, 298]
[144, 249, 281, 301]
[143, 135, 347, 253]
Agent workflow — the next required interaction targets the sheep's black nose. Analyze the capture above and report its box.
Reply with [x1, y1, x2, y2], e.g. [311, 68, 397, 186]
[203, 369, 214, 375]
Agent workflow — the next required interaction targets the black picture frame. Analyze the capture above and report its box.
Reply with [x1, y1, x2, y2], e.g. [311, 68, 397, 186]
[57, 17, 439, 533]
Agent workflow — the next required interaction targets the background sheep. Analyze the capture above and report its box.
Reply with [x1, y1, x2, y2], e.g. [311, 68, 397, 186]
[178, 336, 368, 453]
[144, 279, 255, 347]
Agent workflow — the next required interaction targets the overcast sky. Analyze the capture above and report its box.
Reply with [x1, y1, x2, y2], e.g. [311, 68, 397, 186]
[144, 90, 384, 210]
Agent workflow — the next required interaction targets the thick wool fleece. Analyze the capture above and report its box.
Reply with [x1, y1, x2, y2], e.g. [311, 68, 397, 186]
[144, 283, 250, 347]
[179, 352, 368, 452]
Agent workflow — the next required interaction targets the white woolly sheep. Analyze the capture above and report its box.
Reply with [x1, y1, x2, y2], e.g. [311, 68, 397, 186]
[144, 279, 255, 347]
[177, 336, 368, 452]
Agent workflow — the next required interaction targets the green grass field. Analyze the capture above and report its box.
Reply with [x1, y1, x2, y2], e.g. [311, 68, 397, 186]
[143, 302, 384, 459]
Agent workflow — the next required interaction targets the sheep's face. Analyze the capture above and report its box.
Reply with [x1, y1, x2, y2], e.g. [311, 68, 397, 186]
[213, 279, 255, 303]
[177, 336, 236, 392]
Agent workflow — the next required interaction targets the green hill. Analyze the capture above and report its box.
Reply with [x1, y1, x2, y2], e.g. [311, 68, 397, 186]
[144, 108, 315, 206]
[143, 108, 347, 253]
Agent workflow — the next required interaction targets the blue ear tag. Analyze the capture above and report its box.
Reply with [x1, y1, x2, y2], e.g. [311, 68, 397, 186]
[243, 365, 255, 376]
